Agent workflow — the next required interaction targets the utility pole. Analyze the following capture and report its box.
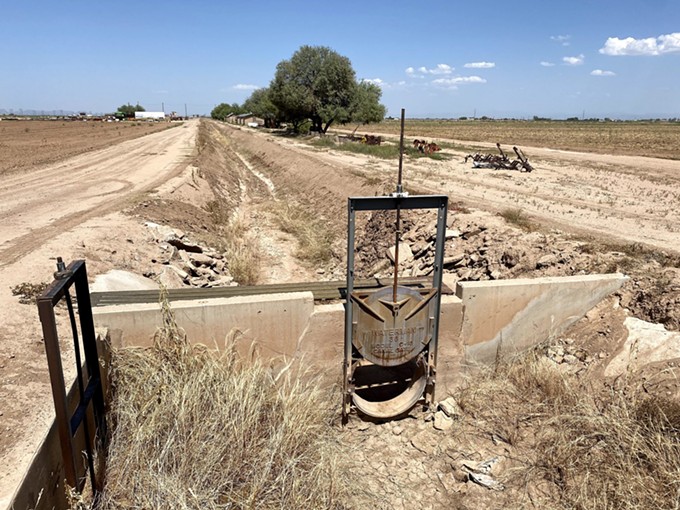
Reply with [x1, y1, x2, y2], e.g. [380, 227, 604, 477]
[184, 103, 188, 119]
[162, 102, 164, 113]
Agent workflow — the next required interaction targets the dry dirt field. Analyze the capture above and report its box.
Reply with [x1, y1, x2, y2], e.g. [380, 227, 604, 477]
[0, 119, 177, 176]
[0, 119, 679, 509]
[359, 119, 680, 159]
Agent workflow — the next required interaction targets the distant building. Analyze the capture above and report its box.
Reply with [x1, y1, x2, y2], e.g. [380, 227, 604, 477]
[236, 113, 263, 126]
[134, 111, 166, 120]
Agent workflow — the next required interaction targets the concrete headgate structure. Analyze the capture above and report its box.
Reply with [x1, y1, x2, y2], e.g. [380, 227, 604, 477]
[10, 271, 627, 509]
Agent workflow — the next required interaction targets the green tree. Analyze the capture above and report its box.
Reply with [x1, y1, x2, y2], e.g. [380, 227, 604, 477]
[117, 103, 145, 117]
[210, 102, 245, 121]
[347, 81, 386, 132]
[242, 88, 280, 127]
[270, 45, 360, 133]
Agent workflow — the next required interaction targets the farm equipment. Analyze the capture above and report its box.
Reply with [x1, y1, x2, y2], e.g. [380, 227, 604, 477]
[413, 139, 441, 155]
[361, 134, 382, 145]
[465, 143, 534, 172]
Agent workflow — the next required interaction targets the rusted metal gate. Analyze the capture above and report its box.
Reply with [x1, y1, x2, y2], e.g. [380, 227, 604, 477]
[38, 258, 106, 499]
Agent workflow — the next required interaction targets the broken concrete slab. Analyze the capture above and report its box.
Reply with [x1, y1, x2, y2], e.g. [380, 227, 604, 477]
[386, 243, 414, 264]
[605, 317, 680, 377]
[457, 273, 628, 366]
[90, 269, 159, 293]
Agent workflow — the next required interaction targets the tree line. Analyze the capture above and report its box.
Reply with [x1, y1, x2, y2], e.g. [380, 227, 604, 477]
[211, 45, 386, 133]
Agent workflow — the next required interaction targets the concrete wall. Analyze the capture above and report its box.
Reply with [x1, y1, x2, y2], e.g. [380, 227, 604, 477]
[457, 273, 628, 366]
[97, 292, 315, 358]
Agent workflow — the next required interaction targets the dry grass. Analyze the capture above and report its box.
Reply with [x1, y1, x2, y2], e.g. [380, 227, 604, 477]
[499, 207, 535, 231]
[456, 352, 680, 509]
[222, 217, 261, 285]
[98, 295, 351, 509]
[270, 201, 334, 265]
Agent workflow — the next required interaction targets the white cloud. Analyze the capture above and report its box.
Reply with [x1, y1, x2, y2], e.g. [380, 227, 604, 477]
[591, 69, 616, 76]
[432, 76, 486, 88]
[551, 35, 571, 46]
[599, 32, 680, 56]
[411, 63, 454, 75]
[233, 84, 259, 90]
[540, 61, 555, 67]
[464, 61, 495, 69]
[363, 78, 384, 87]
[563, 54, 585, 65]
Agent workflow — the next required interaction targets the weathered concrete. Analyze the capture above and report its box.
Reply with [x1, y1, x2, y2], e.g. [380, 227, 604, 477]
[95, 292, 315, 358]
[457, 273, 628, 366]
[91, 269, 159, 292]
[605, 317, 680, 377]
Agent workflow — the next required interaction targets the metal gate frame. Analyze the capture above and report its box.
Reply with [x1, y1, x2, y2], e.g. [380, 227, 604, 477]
[37, 258, 106, 497]
[343, 194, 448, 419]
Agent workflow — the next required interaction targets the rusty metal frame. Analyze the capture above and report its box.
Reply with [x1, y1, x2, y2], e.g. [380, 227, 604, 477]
[343, 194, 448, 420]
[37, 258, 106, 497]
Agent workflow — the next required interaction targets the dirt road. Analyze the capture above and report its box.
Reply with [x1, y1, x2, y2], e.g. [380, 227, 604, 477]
[0, 121, 197, 507]
[0, 122, 196, 267]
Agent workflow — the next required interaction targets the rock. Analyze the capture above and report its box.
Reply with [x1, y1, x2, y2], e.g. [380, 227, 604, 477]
[563, 354, 578, 364]
[470, 269, 485, 280]
[196, 266, 216, 277]
[469, 253, 480, 264]
[145, 221, 178, 242]
[411, 240, 431, 258]
[537, 254, 558, 268]
[443, 252, 465, 267]
[386, 243, 414, 264]
[177, 250, 195, 272]
[158, 267, 185, 289]
[434, 411, 454, 431]
[189, 252, 215, 267]
[212, 275, 235, 286]
[438, 397, 460, 418]
[445, 228, 462, 239]
[468, 472, 505, 491]
[458, 269, 473, 280]
[167, 237, 203, 253]
[167, 264, 189, 280]
[392, 425, 404, 436]
[501, 249, 520, 268]
[411, 431, 437, 454]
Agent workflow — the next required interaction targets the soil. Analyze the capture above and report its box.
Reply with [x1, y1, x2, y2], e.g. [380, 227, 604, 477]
[0, 119, 177, 176]
[0, 119, 678, 509]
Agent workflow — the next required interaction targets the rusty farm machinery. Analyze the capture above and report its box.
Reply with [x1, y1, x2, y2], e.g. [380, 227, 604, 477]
[465, 143, 534, 172]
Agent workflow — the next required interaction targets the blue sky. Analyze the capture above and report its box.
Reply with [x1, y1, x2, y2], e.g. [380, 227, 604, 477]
[1, 1, 679, 119]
